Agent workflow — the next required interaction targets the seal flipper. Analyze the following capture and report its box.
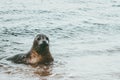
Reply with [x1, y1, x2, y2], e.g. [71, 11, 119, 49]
[7, 54, 27, 64]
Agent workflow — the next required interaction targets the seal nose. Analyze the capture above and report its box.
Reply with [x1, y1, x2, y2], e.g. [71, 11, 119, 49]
[42, 41, 48, 47]
[43, 41, 47, 45]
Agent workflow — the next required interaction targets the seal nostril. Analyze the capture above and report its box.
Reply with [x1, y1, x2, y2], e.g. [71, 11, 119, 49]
[43, 41, 46, 44]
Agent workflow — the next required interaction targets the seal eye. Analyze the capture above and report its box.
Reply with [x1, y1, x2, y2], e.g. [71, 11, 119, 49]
[37, 37, 41, 41]
[46, 37, 49, 41]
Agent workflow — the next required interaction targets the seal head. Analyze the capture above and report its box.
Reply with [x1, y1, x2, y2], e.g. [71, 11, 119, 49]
[32, 34, 49, 55]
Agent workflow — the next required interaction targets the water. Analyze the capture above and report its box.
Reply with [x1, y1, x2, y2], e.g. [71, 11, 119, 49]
[0, 0, 120, 80]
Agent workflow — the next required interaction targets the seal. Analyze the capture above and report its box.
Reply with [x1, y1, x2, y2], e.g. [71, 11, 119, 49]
[7, 34, 54, 65]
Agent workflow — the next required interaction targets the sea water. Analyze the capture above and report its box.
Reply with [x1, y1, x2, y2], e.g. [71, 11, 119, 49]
[0, 0, 120, 80]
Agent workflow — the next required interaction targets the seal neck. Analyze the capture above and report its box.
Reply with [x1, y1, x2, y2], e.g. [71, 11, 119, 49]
[32, 46, 50, 56]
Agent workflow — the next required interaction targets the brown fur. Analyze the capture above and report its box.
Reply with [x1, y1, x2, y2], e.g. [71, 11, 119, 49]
[7, 34, 54, 65]
[26, 47, 53, 65]
[27, 50, 43, 65]
[26, 34, 54, 65]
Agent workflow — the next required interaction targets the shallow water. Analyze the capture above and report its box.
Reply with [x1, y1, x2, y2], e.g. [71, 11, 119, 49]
[0, 0, 120, 80]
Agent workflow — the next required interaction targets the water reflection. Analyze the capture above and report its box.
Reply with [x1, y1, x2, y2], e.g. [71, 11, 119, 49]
[34, 64, 53, 76]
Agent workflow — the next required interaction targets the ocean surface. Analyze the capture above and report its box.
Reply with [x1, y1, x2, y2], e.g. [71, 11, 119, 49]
[0, 0, 120, 80]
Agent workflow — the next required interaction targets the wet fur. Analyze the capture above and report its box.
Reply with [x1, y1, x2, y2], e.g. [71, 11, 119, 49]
[7, 34, 53, 65]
